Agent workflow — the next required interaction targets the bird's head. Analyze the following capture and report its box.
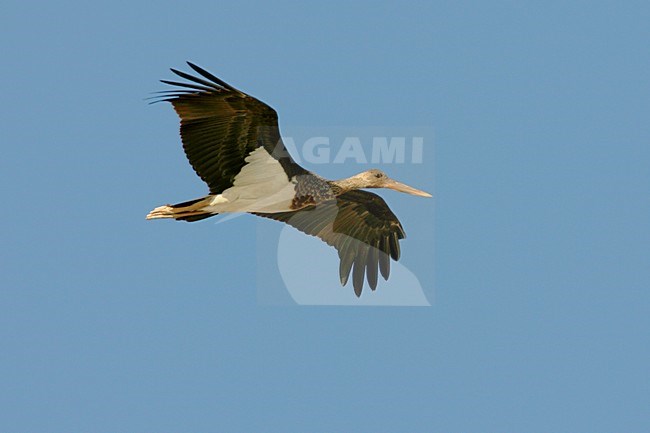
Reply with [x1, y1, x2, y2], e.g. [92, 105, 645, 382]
[350, 169, 432, 197]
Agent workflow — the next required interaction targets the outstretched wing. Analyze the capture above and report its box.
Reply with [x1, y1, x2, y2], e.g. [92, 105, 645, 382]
[154, 62, 306, 194]
[255, 190, 406, 297]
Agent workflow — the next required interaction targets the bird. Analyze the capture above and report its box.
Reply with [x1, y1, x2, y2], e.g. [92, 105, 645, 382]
[146, 62, 431, 296]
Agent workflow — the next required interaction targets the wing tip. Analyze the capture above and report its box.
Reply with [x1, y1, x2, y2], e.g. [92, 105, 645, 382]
[353, 282, 363, 297]
[185, 61, 240, 93]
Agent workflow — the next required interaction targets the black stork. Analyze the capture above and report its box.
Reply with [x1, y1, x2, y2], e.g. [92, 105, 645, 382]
[146, 62, 431, 296]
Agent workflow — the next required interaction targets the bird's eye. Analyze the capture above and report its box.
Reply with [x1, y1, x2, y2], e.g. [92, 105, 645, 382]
[375, 173, 383, 178]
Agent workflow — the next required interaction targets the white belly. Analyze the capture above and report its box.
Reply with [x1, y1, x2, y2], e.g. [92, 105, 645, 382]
[202, 181, 297, 213]
[199, 147, 297, 214]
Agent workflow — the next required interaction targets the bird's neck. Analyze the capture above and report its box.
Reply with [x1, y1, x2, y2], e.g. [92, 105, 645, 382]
[328, 176, 359, 195]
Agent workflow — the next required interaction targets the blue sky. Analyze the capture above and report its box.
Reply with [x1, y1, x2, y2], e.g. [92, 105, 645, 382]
[1, 1, 649, 432]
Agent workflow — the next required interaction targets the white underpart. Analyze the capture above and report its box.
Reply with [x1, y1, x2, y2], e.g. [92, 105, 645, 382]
[201, 147, 297, 213]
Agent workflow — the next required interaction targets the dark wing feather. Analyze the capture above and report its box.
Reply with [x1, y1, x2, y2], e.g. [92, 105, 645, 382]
[155, 62, 306, 194]
[255, 190, 406, 296]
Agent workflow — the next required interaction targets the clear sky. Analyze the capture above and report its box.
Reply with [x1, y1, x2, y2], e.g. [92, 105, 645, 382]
[2, 1, 649, 432]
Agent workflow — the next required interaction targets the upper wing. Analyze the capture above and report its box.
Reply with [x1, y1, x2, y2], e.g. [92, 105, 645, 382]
[154, 62, 306, 194]
[255, 190, 406, 297]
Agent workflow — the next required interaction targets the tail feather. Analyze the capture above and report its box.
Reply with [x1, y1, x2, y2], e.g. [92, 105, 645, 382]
[176, 213, 215, 222]
[146, 196, 217, 222]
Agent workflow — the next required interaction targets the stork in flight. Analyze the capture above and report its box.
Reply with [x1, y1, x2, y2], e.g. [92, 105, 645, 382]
[146, 63, 431, 296]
